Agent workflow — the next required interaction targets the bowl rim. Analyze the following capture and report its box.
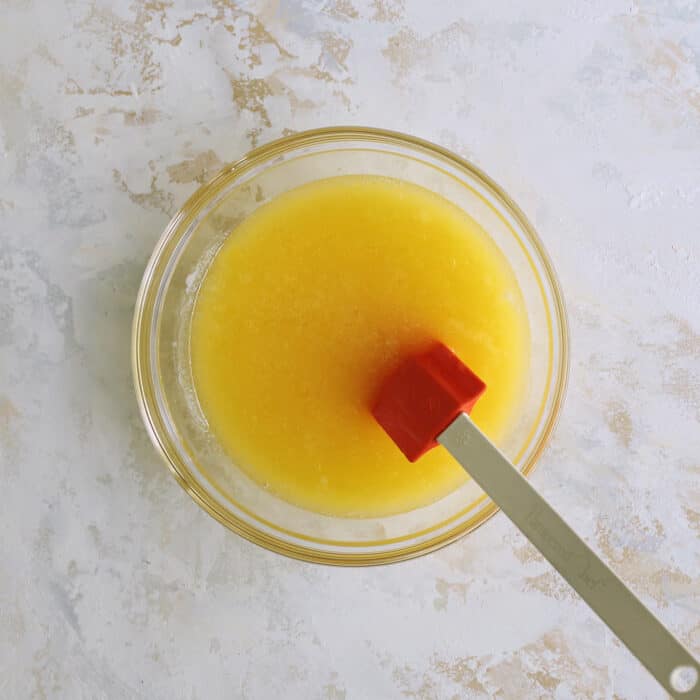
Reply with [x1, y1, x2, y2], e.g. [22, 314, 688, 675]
[132, 125, 570, 566]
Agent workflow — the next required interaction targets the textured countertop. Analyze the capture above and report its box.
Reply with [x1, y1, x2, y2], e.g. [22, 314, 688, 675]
[1, 2, 699, 698]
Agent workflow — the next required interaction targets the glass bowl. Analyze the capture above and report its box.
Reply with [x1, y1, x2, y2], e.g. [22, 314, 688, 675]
[132, 127, 569, 565]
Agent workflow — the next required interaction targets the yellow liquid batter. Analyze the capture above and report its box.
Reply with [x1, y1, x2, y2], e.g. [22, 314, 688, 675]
[190, 175, 529, 517]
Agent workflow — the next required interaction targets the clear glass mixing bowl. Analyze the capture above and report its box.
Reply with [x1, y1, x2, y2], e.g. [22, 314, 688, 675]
[132, 127, 569, 564]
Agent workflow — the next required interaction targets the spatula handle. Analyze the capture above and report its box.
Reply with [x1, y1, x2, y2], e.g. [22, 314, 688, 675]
[439, 413, 699, 699]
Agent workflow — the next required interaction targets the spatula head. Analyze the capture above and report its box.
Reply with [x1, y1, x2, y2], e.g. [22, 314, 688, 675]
[371, 342, 486, 462]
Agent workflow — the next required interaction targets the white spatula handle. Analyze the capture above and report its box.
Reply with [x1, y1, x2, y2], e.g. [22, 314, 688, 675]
[439, 413, 699, 699]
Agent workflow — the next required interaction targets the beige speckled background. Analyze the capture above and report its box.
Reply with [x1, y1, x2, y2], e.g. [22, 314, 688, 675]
[1, 1, 699, 698]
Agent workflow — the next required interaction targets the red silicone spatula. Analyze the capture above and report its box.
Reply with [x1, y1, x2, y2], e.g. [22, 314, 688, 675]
[372, 342, 699, 699]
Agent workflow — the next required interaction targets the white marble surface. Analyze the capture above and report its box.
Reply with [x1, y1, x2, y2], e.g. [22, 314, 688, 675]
[1, 1, 699, 698]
